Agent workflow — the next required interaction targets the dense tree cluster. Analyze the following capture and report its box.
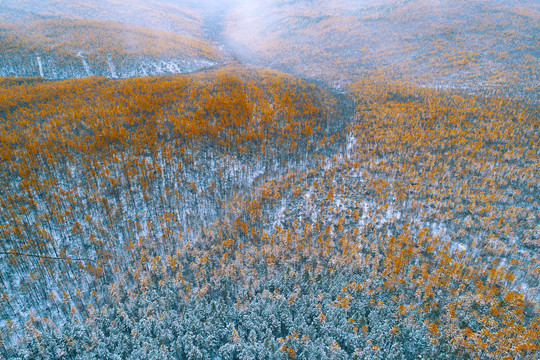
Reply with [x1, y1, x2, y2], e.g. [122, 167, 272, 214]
[0, 1, 538, 358]
[0, 19, 225, 78]
[225, 0, 539, 100]
[0, 68, 537, 358]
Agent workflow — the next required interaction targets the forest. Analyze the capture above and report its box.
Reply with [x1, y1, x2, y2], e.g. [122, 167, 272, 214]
[0, 0, 538, 359]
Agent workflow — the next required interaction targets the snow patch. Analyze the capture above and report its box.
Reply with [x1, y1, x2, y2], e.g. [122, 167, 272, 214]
[36, 55, 44, 77]
[455, 243, 467, 252]
[346, 132, 356, 159]
[77, 52, 92, 76]
[107, 54, 117, 78]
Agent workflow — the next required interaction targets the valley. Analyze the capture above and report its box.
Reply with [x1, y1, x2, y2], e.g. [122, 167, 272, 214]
[0, 1, 538, 359]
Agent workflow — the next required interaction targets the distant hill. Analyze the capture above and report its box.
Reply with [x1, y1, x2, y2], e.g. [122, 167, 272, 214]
[224, 0, 539, 100]
[0, 0, 537, 96]
[0, 0, 206, 37]
[0, 18, 228, 79]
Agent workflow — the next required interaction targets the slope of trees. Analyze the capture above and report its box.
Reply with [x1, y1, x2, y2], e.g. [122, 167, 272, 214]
[224, 0, 539, 101]
[2, 0, 537, 99]
[0, 68, 537, 359]
[0, 0, 206, 37]
[0, 1, 538, 358]
[0, 19, 227, 78]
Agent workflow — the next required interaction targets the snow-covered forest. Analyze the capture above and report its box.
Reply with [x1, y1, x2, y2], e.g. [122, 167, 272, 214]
[0, 1, 538, 359]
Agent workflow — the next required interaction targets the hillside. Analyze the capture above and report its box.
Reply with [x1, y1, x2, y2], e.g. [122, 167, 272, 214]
[0, 0, 206, 37]
[0, 1, 539, 359]
[224, 0, 539, 100]
[1, 0, 538, 95]
[0, 19, 227, 79]
[1, 69, 538, 358]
